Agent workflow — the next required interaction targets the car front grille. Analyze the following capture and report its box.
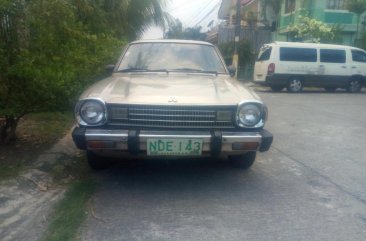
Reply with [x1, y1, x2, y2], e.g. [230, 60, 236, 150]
[107, 104, 236, 129]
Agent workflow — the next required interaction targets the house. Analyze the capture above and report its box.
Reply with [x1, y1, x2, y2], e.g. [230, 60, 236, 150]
[218, 0, 366, 46]
[219, 0, 276, 29]
[217, 0, 272, 50]
[276, 0, 366, 45]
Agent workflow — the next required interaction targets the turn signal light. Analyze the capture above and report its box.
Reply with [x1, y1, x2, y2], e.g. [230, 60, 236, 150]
[232, 142, 259, 151]
[267, 63, 275, 75]
[87, 141, 115, 149]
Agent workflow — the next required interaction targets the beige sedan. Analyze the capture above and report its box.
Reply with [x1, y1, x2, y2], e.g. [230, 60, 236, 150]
[72, 40, 273, 170]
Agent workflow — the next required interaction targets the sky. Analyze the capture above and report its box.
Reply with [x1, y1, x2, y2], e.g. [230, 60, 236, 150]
[142, 0, 221, 39]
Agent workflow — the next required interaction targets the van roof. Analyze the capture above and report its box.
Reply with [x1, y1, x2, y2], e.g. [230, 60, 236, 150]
[264, 41, 364, 51]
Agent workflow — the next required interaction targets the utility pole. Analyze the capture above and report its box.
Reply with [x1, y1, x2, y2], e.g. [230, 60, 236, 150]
[233, 0, 241, 79]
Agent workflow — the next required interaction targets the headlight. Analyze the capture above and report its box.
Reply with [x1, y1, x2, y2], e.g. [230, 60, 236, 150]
[76, 99, 107, 126]
[236, 102, 267, 128]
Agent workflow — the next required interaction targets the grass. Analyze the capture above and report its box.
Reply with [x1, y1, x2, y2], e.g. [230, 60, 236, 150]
[41, 179, 97, 241]
[41, 155, 98, 241]
[1, 111, 98, 241]
[17, 112, 74, 145]
[0, 112, 74, 182]
[0, 162, 27, 181]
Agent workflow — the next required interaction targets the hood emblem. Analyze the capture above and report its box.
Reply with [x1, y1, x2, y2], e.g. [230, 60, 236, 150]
[168, 97, 178, 103]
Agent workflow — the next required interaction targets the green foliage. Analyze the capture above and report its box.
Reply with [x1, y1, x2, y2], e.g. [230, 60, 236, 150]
[286, 16, 340, 43]
[218, 40, 253, 68]
[0, 1, 123, 131]
[74, 0, 169, 40]
[0, 0, 167, 142]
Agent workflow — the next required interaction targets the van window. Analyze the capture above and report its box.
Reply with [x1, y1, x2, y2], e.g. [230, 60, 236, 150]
[280, 47, 317, 62]
[320, 49, 346, 63]
[257, 47, 272, 61]
[351, 50, 366, 63]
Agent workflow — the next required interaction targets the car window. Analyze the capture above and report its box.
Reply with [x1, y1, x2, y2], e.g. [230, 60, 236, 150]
[280, 47, 317, 62]
[351, 50, 366, 63]
[117, 43, 227, 73]
[320, 49, 346, 63]
[257, 47, 272, 61]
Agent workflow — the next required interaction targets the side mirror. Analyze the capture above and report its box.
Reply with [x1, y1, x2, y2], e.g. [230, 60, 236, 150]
[227, 66, 236, 77]
[105, 64, 115, 75]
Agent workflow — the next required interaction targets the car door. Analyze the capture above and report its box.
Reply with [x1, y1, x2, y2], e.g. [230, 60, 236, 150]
[350, 49, 366, 77]
[318, 48, 349, 87]
[278, 47, 318, 86]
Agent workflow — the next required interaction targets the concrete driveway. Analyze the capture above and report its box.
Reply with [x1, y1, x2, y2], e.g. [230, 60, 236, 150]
[81, 89, 366, 241]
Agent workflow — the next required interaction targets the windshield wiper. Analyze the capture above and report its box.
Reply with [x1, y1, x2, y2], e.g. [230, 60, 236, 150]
[169, 68, 218, 75]
[118, 68, 169, 73]
[118, 68, 148, 73]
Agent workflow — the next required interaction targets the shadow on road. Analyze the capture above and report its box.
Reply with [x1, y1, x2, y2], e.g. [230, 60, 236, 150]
[92, 157, 272, 199]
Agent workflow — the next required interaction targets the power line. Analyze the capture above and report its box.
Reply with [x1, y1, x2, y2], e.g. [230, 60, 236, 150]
[194, 2, 220, 27]
[169, 1, 195, 12]
[186, 0, 215, 27]
[169, 0, 220, 28]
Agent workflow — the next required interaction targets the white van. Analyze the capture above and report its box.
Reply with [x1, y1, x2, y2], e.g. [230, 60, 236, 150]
[253, 42, 366, 92]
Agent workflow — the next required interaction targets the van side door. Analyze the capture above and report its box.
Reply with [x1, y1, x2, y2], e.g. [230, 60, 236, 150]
[279, 47, 318, 85]
[318, 48, 348, 87]
[350, 49, 366, 78]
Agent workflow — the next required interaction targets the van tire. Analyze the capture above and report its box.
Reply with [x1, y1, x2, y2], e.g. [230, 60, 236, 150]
[347, 78, 363, 93]
[271, 86, 284, 92]
[287, 78, 303, 93]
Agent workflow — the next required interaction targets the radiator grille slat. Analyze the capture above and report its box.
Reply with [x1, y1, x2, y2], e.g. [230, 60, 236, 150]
[108, 105, 235, 129]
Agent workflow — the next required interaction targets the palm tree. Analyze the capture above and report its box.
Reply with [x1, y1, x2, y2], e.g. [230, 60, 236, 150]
[74, 0, 170, 40]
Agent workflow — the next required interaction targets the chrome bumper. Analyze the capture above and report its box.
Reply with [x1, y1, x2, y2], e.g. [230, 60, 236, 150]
[72, 128, 273, 155]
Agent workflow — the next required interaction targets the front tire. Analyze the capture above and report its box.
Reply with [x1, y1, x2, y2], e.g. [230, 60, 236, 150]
[287, 78, 303, 93]
[87, 151, 109, 171]
[229, 152, 257, 169]
[347, 78, 362, 93]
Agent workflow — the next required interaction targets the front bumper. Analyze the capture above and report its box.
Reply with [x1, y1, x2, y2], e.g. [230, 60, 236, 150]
[72, 128, 273, 156]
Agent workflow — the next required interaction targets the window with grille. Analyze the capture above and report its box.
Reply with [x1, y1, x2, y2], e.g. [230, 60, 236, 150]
[326, 0, 346, 10]
[285, 0, 296, 13]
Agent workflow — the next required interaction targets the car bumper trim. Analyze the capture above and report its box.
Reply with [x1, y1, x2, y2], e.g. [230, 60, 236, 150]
[72, 128, 273, 155]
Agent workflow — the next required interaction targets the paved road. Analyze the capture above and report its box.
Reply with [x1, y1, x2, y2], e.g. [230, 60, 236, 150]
[81, 89, 366, 241]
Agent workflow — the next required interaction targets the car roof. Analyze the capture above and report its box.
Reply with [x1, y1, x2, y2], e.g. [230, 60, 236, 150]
[130, 39, 214, 46]
[266, 41, 364, 51]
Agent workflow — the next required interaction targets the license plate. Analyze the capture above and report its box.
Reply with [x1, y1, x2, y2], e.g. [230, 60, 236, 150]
[147, 139, 203, 156]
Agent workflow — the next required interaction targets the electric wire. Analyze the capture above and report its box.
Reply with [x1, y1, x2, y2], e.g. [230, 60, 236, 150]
[186, 0, 214, 27]
[194, 2, 221, 27]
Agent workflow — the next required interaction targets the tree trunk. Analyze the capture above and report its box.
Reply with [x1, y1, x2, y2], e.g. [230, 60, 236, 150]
[0, 115, 19, 144]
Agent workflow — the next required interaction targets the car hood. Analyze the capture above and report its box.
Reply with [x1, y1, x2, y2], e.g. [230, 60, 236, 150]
[80, 73, 260, 105]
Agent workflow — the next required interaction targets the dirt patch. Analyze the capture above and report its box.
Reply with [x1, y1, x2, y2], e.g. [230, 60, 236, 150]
[0, 113, 74, 181]
[0, 113, 79, 241]
[0, 132, 80, 241]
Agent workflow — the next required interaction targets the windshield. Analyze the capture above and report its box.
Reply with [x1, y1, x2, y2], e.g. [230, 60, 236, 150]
[117, 42, 227, 74]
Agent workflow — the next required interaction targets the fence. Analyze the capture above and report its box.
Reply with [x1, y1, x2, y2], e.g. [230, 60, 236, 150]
[218, 26, 272, 52]
[218, 26, 272, 80]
